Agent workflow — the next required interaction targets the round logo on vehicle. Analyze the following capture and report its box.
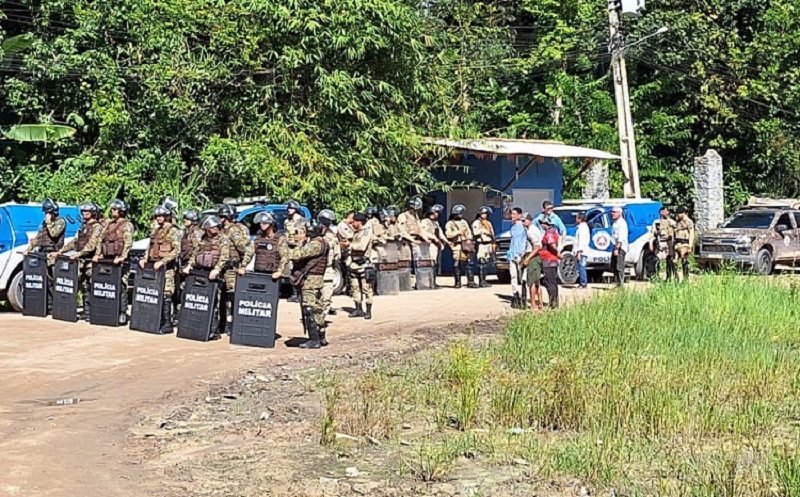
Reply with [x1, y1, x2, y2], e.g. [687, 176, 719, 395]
[592, 232, 612, 251]
[784, 236, 791, 247]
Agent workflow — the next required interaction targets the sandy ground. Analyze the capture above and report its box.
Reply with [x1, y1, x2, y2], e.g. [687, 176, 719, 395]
[0, 279, 609, 497]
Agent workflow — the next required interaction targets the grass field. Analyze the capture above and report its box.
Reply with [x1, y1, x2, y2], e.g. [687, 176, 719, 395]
[320, 276, 800, 495]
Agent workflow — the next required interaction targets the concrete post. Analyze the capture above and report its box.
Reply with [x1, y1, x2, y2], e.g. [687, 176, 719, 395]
[693, 149, 724, 235]
[582, 160, 609, 200]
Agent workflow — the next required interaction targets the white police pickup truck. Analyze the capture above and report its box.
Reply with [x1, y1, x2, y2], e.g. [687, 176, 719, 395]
[0, 202, 82, 311]
[495, 199, 661, 284]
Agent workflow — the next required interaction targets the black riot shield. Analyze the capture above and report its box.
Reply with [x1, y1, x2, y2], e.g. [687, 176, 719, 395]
[52, 256, 79, 322]
[90, 261, 124, 327]
[130, 265, 166, 334]
[375, 241, 400, 296]
[230, 272, 280, 348]
[397, 241, 413, 292]
[177, 271, 218, 342]
[414, 242, 435, 291]
[22, 253, 48, 317]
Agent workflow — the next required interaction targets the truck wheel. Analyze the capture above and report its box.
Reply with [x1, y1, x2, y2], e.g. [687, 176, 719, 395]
[333, 262, 346, 295]
[558, 253, 579, 285]
[496, 269, 511, 284]
[754, 249, 773, 275]
[8, 270, 24, 312]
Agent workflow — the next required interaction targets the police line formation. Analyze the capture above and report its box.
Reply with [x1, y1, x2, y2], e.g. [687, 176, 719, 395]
[20, 197, 511, 350]
[20, 198, 700, 348]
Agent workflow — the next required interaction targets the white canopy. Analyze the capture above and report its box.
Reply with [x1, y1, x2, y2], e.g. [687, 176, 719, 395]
[425, 137, 620, 161]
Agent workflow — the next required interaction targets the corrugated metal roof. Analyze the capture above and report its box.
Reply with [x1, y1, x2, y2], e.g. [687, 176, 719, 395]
[425, 137, 621, 161]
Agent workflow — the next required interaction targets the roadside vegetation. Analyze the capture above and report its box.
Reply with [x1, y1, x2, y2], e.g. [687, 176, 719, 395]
[320, 276, 800, 495]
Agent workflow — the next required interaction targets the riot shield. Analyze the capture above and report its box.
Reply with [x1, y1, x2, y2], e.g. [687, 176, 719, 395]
[230, 272, 280, 348]
[177, 270, 218, 342]
[22, 253, 48, 317]
[414, 242, 435, 291]
[375, 241, 400, 296]
[52, 256, 79, 322]
[130, 265, 166, 334]
[397, 241, 413, 292]
[89, 261, 124, 327]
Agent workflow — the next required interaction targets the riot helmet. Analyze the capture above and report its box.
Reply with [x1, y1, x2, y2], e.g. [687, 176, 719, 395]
[158, 196, 179, 214]
[182, 209, 199, 223]
[406, 197, 423, 211]
[451, 204, 467, 216]
[254, 211, 275, 225]
[285, 200, 301, 211]
[217, 204, 237, 220]
[307, 221, 325, 238]
[427, 204, 444, 215]
[79, 201, 97, 214]
[201, 215, 222, 230]
[109, 199, 129, 213]
[153, 205, 171, 218]
[478, 206, 493, 216]
[317, 209, 336, 226]
[365, 207, 379, 218]
[42, 198, 59, 214]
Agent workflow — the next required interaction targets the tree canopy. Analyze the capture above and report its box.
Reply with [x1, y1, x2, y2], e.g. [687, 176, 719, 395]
[2, 0, 800, 226]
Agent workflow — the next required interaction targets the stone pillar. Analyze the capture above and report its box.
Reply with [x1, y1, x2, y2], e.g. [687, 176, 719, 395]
[693, 149, 724, 235]
[582, 160, 609, 200]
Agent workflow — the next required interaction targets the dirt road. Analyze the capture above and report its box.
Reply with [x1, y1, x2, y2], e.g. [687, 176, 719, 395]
[0, 282, 601, 497]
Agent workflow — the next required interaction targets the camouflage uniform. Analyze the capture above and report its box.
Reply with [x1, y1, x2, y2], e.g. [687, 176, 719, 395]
[445, 218, 473, 262]
[220, 221, 253, 333]
[285, 217, 307, 248]
[146, 222, 182, 295]
[30, 216, 67, 265]
[98, 217, 135, 320]
[348, 226, 375, 308]
[60, 219, 103, 317]
[188, 232, 231, 273]
[289, 237, 328, 328]
[321, 228, 342, 315]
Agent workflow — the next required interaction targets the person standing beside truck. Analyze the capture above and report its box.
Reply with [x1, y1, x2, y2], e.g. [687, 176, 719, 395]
[92, 199, 135, 324]
[506, 207, 527, 308]
[674, 207, 695, 282]
[538, 216, 562, 309]
[650, 206, 676, 281]
[610, 206, 629, 287]
[534, 201, 566, 237]
[56, 201, 102, 321]
[574, 212, 591, 289]
[472, 206, 496, 288]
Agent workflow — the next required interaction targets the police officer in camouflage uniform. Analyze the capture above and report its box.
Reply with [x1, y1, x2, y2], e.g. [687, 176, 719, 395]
[317, 210, 341, 317]
[139, 205, 182, 334]
[650, 206, 677, 281]
[56, 201, 103, 321]
[92, 199, 135, 324]
[183, 216, 231, 340]
[251, 211, 287, 278]
[347, 213, 375, 320]
[174, 209, 203, 323]
[289, 223, 329, 349]
[472, 206, 496, 288]
[284, 200, 307, 302]
[445, 204, 478, 288]
[26, 198, 67, 312]
[218, 205, 254, 335]
[420, 204, 448, 289]
[674, 207, 695, 282]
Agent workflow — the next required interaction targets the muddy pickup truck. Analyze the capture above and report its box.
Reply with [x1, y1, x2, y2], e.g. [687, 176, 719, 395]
[697, 198, 800, 274]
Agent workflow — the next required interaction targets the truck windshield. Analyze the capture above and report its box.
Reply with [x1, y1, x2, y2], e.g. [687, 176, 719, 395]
[721, 211, 775, 229]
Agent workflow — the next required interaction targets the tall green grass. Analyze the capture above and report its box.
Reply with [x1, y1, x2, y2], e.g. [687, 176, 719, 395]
[321, 276, 800, 493]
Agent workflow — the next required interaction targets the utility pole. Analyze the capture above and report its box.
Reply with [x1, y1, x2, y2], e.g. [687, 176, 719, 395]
[608, 2, 641, 198]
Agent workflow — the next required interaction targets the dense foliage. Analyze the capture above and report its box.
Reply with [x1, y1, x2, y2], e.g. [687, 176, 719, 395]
[2, 0, 800, 226]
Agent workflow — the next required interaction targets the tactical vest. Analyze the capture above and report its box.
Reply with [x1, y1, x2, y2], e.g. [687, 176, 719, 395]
[180, 226, 198, 262]
[101, 219, 129, 257]
[75, 222, 94, 254]
[253, 232, 281, 272]
[655, 220, 674, 241]
[292, 239, 328, 279]
[148, 225, 174, 261]
[195, 235, 222, 269]
[37, 219, 64, 252]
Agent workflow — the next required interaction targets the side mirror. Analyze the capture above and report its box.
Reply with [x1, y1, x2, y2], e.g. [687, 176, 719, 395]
[776, 224, 789, 233]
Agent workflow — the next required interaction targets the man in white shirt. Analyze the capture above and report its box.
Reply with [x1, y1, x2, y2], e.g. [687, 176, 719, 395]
[574, 212, 590, 289]
[610, 206, 629, 287]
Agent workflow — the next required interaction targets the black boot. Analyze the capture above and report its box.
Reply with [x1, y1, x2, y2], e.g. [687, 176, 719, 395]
[511, 292, 521, 309]
[349, 303, 365, 318]
[466, 264, 478, 289]
[159, 296, 174, 335]
[218, 292, 230, 335]
[453, 264, 462, 288]
[300, 306, 321, 349]
[83, 295, 91, 322]
[288, 285, 299, 303]
[319, 327, 329, 347]
[118, 290, 128, 325]
[478, 263, 491, 288]
[328, 308, 337, 316]
[365, 303, 373, 320]
[682, 260, 690, 281]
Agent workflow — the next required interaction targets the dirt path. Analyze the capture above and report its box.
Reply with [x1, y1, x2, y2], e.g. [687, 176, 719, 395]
[0, 282, 608, 497]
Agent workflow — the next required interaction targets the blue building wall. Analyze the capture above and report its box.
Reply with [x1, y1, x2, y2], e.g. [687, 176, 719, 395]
[430, 154, 563, 273]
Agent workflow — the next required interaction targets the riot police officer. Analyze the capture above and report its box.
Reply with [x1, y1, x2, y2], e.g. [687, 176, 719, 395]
[174, 209, 202, 324]
[93, 199, 135, 324]
[289, 223, 329, 349]
[218, 204, 254, 335]
[420, 204, 448, 289]
[183, 216, 231, 340]
[252, 211, 286, 276]
[445, 204, 477, 288]
[317, 210, 341, 317]
[347, 213, 376, 319]
[26, 198, 67, 311]
[56, 201, 103, 321]
[284, 200, 306, 302]
[472, 206, 496, 288]
[139, 205, 182, 334]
